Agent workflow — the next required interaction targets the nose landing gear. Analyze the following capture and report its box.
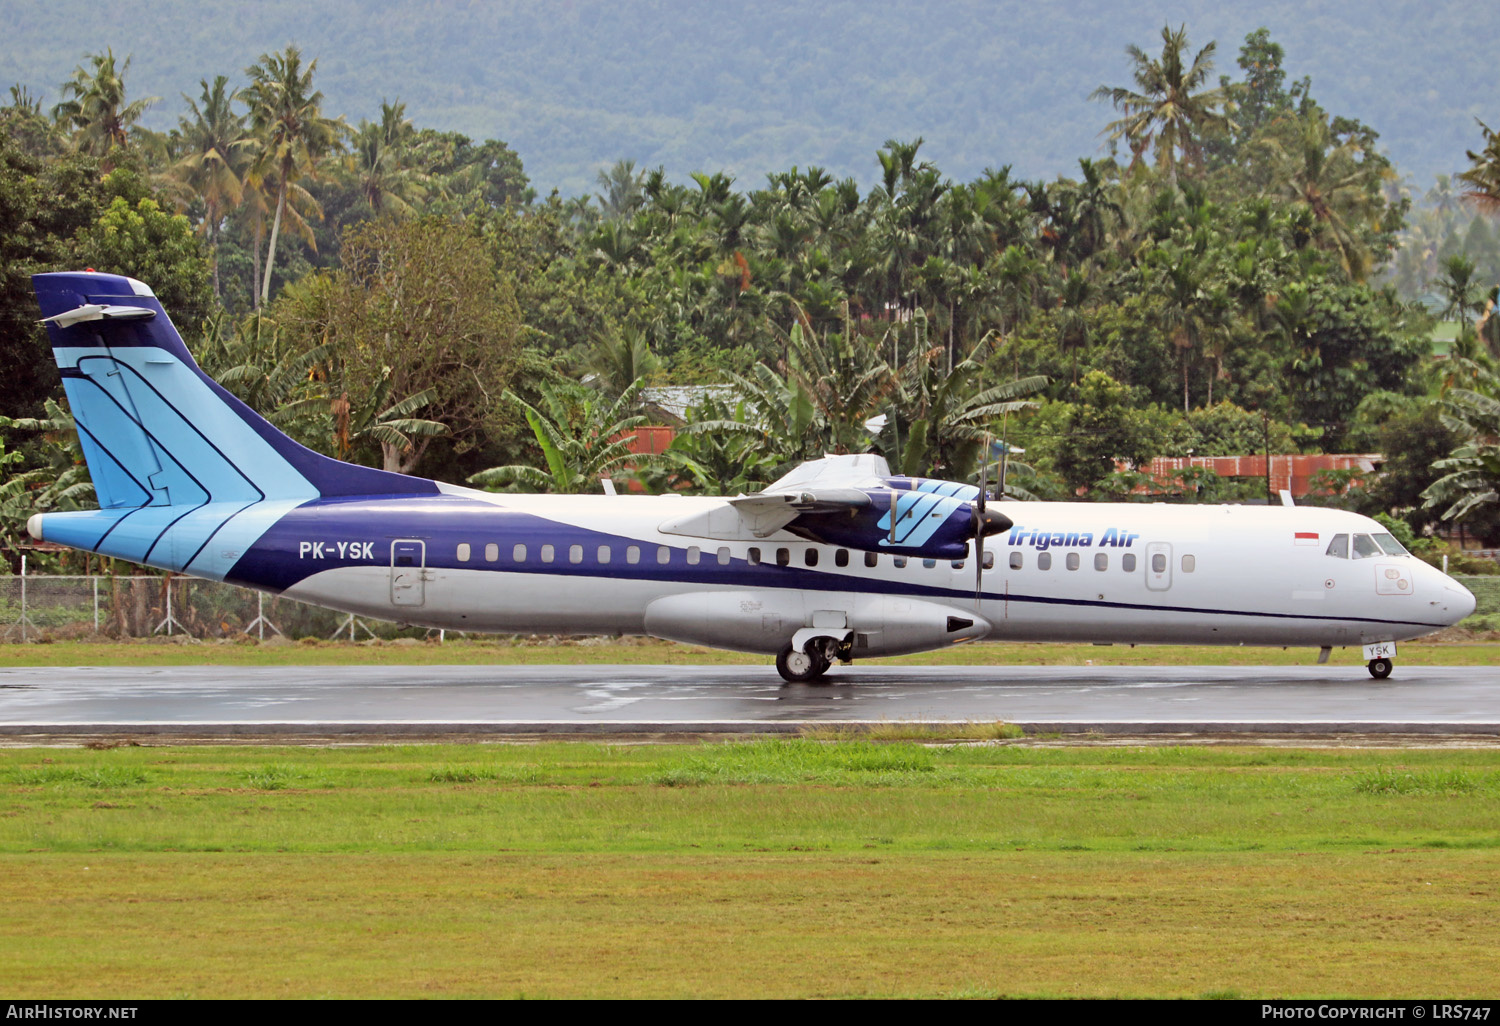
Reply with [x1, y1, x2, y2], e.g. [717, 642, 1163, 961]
[1367, 657, 1393, 680]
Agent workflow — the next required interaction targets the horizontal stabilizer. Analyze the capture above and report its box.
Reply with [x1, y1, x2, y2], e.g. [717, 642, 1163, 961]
[41, 303, 157, 328]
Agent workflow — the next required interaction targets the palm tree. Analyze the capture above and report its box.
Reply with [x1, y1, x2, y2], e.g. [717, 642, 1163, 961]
[665, 394, 784, 495]
[1259, 112, 1389, 281]
[778, 316, 896, 455]
[895, 344, 1046, 480]
[347, 100, 429, 217]
[1150, 244, 1228, 412]
[1434, 255, 1487, 330]
[468, 380, 655, 494]
[243, 46, 345, 305]
[1, 401, 98, 571]
[1458, 120, 1500, 214]
[993, 244, 1042, 335]
[1056, 158, 1123, 266]
[52, 48, 158, 161]
[330, 370, 449, 474]
[1091, 25, 1227, 187]
[173, 76, 252, 297]
[195, 311, 329, 438]
[1423, 362, 1500, 524]
[1055, 269, 1093, 385]
[596, 159, 646, 221]
[586, 327, 659, 399]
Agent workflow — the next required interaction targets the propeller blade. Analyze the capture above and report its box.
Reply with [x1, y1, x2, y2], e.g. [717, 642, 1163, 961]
[974, 529, 984, 610]
[977, 435, 988, 515]
[975, 434, 989, 608]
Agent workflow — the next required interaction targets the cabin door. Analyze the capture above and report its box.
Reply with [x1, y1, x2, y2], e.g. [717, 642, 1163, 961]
[1145, 541, 1172, 591]
[390, 539, 427, 606]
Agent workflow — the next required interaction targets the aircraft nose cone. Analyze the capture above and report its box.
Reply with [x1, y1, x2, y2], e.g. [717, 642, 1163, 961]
[1445, 580, 1477, 624]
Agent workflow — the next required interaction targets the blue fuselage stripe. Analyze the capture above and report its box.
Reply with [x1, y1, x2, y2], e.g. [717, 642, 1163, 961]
[232, 498, 1450, 632]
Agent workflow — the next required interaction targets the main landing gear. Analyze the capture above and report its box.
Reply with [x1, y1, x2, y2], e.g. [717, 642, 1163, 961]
[775, 642, 832, 684]
[1367, 657, 1393, 680]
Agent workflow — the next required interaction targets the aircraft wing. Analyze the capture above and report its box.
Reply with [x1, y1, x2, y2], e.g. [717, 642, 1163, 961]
[657, 453, 995, 557]
[729, 488, 872, 536]
[660, 488, 871, 541]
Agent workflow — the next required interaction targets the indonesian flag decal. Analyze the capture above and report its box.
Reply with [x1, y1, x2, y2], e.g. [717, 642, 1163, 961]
[1294, 531, 1319, 545]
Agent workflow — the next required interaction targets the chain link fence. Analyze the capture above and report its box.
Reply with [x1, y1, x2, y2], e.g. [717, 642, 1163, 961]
[0, 573, 439, 643]
[1, 570, 1495, 644]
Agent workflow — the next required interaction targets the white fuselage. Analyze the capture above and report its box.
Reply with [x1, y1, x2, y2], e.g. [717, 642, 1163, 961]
[280, 489, 1476, 656]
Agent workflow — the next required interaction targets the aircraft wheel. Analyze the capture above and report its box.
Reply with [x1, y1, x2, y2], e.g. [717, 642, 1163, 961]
[776, 643, 829, 684]
[1367, 657, 1393, 680]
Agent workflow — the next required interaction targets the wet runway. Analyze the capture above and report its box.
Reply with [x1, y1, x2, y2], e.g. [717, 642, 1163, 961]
[1, 663, 1497, 735]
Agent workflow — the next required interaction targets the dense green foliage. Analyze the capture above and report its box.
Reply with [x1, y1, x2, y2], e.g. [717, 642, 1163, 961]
[3, 19, 1499, 569]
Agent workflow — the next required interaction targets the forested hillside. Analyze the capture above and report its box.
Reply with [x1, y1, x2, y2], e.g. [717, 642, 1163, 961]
[2, 0, 1495, 193]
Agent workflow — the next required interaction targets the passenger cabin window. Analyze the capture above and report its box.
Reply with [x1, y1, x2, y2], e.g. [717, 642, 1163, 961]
[687, 546, 701, 565]
[626, 545, 640, 565]
[951, 560, 965, 570]
[776, 548, 790, 567]
[485, 543, 499, 562]
[1352, 534, 1382, 559]
[805, 549, 819, 567]
[1065, 552, 1080, 571]
[982, 552, 994, 571]
[1181, 554, 1195, 573]
[922, 558, 937, 569]
[513, 543, 527, 562]
[835, 549, 849, 568]
[598, 545, 611, 563]
[456, 543, 471, 562]
[569, 544, 583, 564]
[865, 552, 879, 568]
[657, 546, 671, 565]
[540, 544, 555, 564]
[893, 556, 908, 568]
[747, 547, 760, 565]
[717, 546, 731, 565]
[1326, 534, 1349, 558]
[1151, 553, 1166, 573]
[1037, 552, 1052, 571]
[1122, 553, 1136, 572]
[1094, 553, 1108, 571]
[1010, 552, 1023, 570]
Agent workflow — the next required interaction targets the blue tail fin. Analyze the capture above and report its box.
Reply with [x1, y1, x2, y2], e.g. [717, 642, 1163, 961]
[29, 271, 438, 577]
[33, 271, 438, 504]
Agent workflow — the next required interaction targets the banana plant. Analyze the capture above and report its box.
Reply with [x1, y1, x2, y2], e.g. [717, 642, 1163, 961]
[468, 378, 655, 494]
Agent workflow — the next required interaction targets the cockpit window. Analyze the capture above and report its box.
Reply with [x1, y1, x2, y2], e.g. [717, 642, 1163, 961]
[1372, 533, 1407, 556]
[1325, 534, 1348, 558]
[1351, 533, 1382, 559]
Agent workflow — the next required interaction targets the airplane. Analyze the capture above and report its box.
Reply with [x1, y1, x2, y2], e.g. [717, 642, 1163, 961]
[24, 270, 1478, 682]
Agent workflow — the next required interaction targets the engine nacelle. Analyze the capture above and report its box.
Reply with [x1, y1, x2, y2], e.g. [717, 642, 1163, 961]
[643, 589, 990, 656]
[787, 477, 1009, 559]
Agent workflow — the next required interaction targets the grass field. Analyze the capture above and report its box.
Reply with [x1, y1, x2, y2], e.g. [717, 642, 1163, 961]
[3, 636, 1498, 667]
[2, 741, 1498, 998]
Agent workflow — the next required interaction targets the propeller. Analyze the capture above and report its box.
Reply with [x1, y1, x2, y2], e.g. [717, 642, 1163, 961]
[972, 439, 1013, 609]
